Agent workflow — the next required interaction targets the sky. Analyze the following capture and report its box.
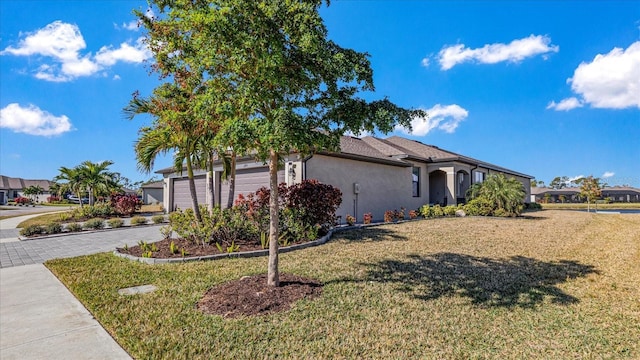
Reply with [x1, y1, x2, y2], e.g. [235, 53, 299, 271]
[1, 1, 639, 187]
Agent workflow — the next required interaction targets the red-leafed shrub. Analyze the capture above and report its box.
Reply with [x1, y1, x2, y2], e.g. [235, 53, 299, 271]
[110, 193, 142, 216]
[15, 197, 30, 205]
[234, 180, 342, 229]
[47, 196, 61, 203]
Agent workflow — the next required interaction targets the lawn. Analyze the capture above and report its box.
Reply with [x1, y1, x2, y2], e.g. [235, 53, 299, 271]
[46, 210, 640, 359]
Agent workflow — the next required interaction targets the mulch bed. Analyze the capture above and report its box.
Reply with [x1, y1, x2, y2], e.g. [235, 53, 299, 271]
[117, 237, 267, 258]
[197, 273, 323, 318]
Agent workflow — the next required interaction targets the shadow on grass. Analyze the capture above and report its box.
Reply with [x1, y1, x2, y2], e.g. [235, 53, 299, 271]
[334, 227, 409, 242]
[346, 253, 598, 308]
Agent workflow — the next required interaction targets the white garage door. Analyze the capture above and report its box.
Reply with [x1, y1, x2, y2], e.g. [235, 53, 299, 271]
[172, 176, 206, 212]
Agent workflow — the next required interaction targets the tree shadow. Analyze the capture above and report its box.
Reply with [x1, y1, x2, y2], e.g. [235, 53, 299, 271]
[333, 227, 409, 242]
[346, 253, 599, 308]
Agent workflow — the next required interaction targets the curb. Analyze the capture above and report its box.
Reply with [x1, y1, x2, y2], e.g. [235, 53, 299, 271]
[112, 222, 400, 265]
[18, 223, 166, 241]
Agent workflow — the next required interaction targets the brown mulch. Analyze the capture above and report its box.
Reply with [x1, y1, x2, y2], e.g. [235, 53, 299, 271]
[197, 273, 323, 318]
[117, 237, 267, 258]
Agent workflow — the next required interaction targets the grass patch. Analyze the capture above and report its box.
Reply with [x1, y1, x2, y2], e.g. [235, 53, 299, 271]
[15, 212, 72, 227]
[46, 210, 640, 359]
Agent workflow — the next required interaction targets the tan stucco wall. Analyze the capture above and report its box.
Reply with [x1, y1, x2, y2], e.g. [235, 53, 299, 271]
[305, 155, 425, 223]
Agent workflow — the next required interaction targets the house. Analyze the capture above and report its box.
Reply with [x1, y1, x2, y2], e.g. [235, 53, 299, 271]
[531, 186, 640, 203]
[0, 175, 53, 205]
[141, 181, 164, 205]
[157, 135, 533, 222]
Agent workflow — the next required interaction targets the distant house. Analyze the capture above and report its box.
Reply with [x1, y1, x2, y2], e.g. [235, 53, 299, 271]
[157, 135, 532, 222]
[141, 181, 164, 205]
[531, 186, 640, 203]
[0, 175, 53, 205]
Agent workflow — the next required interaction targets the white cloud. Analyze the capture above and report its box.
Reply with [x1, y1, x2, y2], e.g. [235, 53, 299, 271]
[122, 21, 140, 31]
[546, 97, 583, 111]
[397, 104, 469, 136]
[438, 34, 559, 70]
[0, 103, 73, 136]
[95, 38, 151, 66]
[113, 74, 121, 80]
[570, 42, 640, 109]
[421, 58, 430, 67]
[602, 171, 615, 179]
[1, 21, 152, 82]
[568, 175, 585, 183]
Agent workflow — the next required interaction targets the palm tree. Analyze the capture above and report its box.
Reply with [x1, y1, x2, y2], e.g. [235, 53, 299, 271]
[77, 160, 118, 206]
[54, 166, 86, 207]
[467, 173, 526, 216]
[125, 93, 205, 224]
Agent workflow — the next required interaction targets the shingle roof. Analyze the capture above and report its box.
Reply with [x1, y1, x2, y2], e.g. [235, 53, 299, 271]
[0, 176, 52, 191]
[327, 136, 409, 166]
[141, 181, 164, 189]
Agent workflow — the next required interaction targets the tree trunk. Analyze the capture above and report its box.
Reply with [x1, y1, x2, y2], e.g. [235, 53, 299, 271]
[186, 155, 203, 224]
[206, 153, 215, 215]
[267, 149, 280, 287]
[226, 152, 236, 209]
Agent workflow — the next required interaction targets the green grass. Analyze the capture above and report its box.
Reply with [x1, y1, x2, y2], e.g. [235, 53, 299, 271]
[46, 210, 640, 359]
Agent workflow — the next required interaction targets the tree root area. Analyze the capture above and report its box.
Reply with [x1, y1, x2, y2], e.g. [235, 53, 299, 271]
[197, 273, 323, 318]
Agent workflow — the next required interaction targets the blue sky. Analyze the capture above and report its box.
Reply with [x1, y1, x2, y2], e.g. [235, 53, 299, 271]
[1, 1, 639, 187]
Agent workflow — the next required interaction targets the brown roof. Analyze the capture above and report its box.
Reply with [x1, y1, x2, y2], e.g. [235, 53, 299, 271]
[320, 136, 409, 167]
[0, 176, 52, 191]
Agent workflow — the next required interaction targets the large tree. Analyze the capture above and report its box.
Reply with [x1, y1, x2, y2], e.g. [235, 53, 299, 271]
[466, 173, 526, 216]
[138, 0, 423, 286]
[54, 166, 86, 207]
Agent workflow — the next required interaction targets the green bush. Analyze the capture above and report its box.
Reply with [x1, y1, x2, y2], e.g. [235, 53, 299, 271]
[151, 215, 166, 224]
[83, 218, 105, 230]
[71, 204, 115, 220]
[130, 216, 148, 226]
[20, 224, 44, 237]
[420, 205, 433, 218]
[464, 198, 494, 216]
[493, 208, 511, 217]
[45, 222, 63, 234]
[432, 204, 444, 217]
[107, 218, 124, 228]
[66, 223, 83, 232]
[524, 202, 542, 210]
[443, 205, 457, 216]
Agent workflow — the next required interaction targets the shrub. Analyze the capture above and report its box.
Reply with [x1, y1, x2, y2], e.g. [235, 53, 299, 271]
[20, 224, 43, 237]
[47, 196, 61, 203]
[363, 212, 373, 224]
[346, 214, 356, 226]
[15, 197, 30, 205]
[72, 204, 115, 219]
[83, 218, 105, 230]
[466, 173, 526, 216]
[107, 218, 124, 228]
[493, 208, 511, 217]
[45, 222, 63, 234]
[152, 215, 166, 224]
[384, 210, 394, 223]
[409, 210, 418, 219]
[420, 205, 433, 218]
[58, 212, 72, 222]
[110, 193, 142, 216]
[130, 216, 148, 226]
[66, 223, 83, 232]
[432, 204, 444, 217]
[464, 198, 494, 216]
[169, 207, 215, 245]
[443, 205, 457, 216]
[524, 202, 542, 210]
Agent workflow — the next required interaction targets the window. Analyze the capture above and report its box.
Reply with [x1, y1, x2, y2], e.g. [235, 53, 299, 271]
[474, 171, 485, 183]
[412, 167, 420, 197]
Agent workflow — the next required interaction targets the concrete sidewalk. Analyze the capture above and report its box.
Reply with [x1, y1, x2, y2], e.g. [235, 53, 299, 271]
[0, 264, 131, 359]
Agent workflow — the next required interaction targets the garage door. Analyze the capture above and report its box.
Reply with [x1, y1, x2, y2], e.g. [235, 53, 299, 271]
[172, 176, 206, 212]
[220, 168, 284, 207]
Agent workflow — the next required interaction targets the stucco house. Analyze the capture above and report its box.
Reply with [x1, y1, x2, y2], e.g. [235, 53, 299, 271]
[0, 175, 53, 205]
[157, 135, 533, 222]
[141, 181, 164, 205]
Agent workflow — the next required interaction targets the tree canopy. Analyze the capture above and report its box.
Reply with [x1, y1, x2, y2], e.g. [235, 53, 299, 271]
[134, 0, 425, 286]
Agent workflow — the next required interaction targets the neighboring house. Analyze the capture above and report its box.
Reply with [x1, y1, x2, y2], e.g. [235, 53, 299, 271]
[531, 186, 640, 203]
[0, 175, 53, 205]
[141, 181, 164, 205]
[158, 135, 533, 221]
